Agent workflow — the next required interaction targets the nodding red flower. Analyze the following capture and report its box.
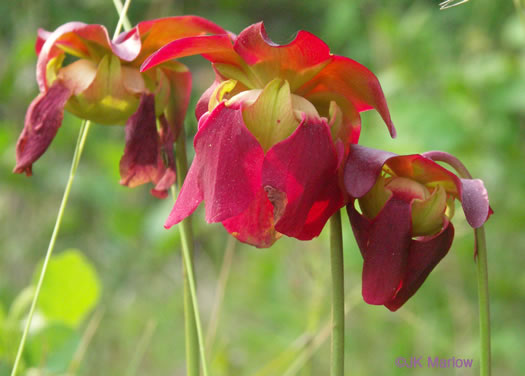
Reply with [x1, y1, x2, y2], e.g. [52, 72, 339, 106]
[142, 22, 395, 247]
[14, 17, 226, 198]
[344, 145, 492, 311]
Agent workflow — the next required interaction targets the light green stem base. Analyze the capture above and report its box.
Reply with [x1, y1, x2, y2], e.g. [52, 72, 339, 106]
[174, 130, 209, 376]
[329, 210, 344, 376]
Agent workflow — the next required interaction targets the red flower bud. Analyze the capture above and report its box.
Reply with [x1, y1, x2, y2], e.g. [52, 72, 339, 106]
[344, 145, 492, 311]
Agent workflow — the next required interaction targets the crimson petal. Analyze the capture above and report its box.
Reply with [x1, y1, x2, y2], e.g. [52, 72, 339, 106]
[141, 34, 240, 72]
[222, 188, 278, 248]
[119, 94, 163, 189]
[262, 116, 341, 240]
[354, 196, 412, 305]
[165, 103, 264, 228]
[14, 82, 72, 176]
[385, 222, 455, 311]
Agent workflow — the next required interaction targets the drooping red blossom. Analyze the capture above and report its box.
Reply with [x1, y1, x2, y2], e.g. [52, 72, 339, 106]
[14, 17, 226, 198]
[142, 22, 395, 247]
[344, 145, 492, 311]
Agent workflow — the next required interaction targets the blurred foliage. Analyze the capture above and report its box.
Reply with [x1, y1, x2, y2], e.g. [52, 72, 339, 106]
[0, 0, 524, 375]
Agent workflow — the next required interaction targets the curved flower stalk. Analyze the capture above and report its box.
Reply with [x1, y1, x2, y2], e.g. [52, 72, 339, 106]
[14, 17, 226, 198]
[344, 145, 492, 311]
[142, 22, 395, 247]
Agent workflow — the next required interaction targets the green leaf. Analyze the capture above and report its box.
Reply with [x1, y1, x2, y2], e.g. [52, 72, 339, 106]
[33, 249, 101, 327]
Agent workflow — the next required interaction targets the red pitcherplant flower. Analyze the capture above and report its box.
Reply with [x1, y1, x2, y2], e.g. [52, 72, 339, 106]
[142, 22, 395, 246]
[344, 145, 492, 311]
[14, 17, 226, 198]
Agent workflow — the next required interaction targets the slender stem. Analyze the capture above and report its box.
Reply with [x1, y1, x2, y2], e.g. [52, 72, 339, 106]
[126, 319, 158, 376]
[422, 150, 491, 376]
[10, 120, 91, 376]
[329, 210, 344, 376]
[112, 0, 133, 38]
[173, 128, 209, 376]
[475, 226, 491, 376]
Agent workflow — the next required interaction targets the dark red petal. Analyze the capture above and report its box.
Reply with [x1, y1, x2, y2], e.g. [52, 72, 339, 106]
[222, 188, 279, 248]
[150, 115, 177, 199]
[261, 115, 340, 239]
[344, 144, 397, 198]
[385, 222, 455, 311]
[356, 195, 412, 305]
[233, 22, 332, 89]
[298, 55, 395, 137]
[141, 34, 240, 72]
[119, 94, 164, 189]
[165, 103, 264, 228]
[460, 178, 491, 228]
[14, 82, 72, 176]
[37, 22, 141, 90]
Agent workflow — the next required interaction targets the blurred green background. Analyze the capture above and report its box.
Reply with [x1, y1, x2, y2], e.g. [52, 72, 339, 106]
[1, 0, 524, 375]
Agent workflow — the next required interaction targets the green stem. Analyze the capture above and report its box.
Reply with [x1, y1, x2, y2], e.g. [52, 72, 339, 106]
[329, 210, 344, 376]
[10, 120, 91, 376]
[112, 0, 133, 35]
[173, 128, 209, 376]
[422, 150, 491, 376]
[475, 226, 491, 376]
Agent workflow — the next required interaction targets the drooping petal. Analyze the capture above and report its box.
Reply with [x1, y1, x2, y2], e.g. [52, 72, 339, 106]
[297, 55, 395, 137]
[141, 34, 241, 72]
[119, 93, 163, 189]
[344, 144, 396, 198]
[460, 178, 492, 228]
[262, 115, 341, 240]
[352, 196, 413, 305]
[385, 222, 455, 311]
[121, 16, 228, 63]
[233, 22, 332, 90]
[14, 82, 72, 176]
[165, 102, 264, 228]
[37, 22, 142, 90]
[222, 188, 279, 248]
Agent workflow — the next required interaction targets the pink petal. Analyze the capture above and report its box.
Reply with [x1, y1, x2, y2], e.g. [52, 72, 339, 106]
[353, 196, 412, 305]
[195, 80, 220, 121]
[298, 55, 395, 137]
[161, 67, 192, 138]
[460, 178, 492, 228]
[262, 115, 342, 240]
[344, 144, 396, 198]
[385, 222, 455, 311]
[141, 34, 240, 72]
[14, 82, 72, 176]
[35, 28, 52, 55]
[165, 103, 264, 227]
[222, 188, 279, 248]
[119, 94, 164, 189]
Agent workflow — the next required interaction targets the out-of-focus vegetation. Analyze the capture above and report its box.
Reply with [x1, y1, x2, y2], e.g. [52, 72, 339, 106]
[0, 0, 524, 375]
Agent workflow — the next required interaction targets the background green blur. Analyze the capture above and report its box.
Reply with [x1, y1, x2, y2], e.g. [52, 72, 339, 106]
[1, 0, 524, 375]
